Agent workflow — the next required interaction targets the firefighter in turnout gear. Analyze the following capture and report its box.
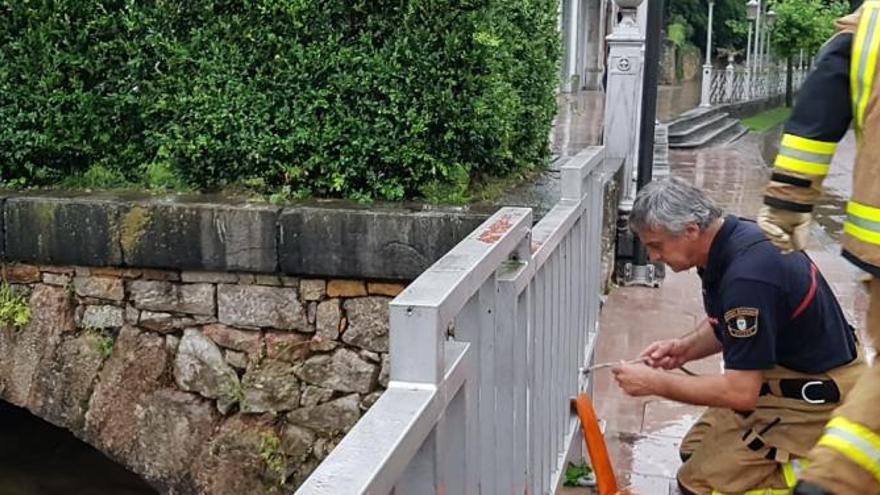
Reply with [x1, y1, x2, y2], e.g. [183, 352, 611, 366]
[614, 178, 866, 495]
[758, 4, 880, 494]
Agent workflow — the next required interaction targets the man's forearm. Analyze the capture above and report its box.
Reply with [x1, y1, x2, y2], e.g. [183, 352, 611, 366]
[680, 318, 722, 362]
[653, 372, 757, 410]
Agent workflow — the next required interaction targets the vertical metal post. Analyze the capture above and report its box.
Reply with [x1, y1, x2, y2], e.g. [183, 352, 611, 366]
[746, 20, 753, 98]
[632, 0, 665, 266]
[700, 0, 715, 107]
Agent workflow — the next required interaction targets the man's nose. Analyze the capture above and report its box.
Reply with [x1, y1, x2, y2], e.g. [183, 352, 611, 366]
[647, 249, 661, 262]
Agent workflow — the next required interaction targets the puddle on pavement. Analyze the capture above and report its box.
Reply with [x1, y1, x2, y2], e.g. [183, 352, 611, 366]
[0, 401, 157, 495]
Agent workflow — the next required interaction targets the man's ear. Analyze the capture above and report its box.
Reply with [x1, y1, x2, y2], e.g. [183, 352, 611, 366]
[685, 223, 701, 240]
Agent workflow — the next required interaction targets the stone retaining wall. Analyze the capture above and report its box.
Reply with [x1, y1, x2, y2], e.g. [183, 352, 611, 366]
[0, 261, 402, 493]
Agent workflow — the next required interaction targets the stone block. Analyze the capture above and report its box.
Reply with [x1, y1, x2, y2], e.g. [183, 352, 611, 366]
[367, 282, 406, 297]
[5, 197, 125, 266]
[84, 326, 171, 462]
[342, 297, 390, 352]
[131, 389, 220, 494]
[240, 359, 301, 414]
[286, 394, 361, 436]
[265, 331, 311, 363]
[129, 280, 215, 316]
[181, 271, 239, 284]
[217, 284, 307, 330]
[281, 424, 315, 463]
[173, 329, 241, 414]
[315, 299, 341, 341]
[138, 311, 199, 334]
[255, 275, 281, 286]
[81, 305, 125, 329]
[224, 350, 249, 370]
[121, 202, 279, 273]
[278, 207, 488, 280]
[42, 272, 71, 286]
[5, 264, 41, 283]
[203, 323, 262, 355]
[300, 279, 325, 301]
[28, 332, 105, 432]
[0, 285, 74, 406]
[299, 385, 334, 408]
[74, 276, 125, 301]
[295, 348, 378, 394]
[194, 416, 277, 495]
[326, 279, 367, 298]
[379, 354, 390, 388]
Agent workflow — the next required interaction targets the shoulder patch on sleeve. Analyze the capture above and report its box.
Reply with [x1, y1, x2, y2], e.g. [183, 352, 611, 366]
[724, 307, 759, 338]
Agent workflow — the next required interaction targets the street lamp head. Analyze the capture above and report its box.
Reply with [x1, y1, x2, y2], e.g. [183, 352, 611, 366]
[613, 0, 643, 9]
[766, 10, 777, 27]
[746, 0, 759, 20]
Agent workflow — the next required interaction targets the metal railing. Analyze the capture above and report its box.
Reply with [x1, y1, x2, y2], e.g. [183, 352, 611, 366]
[709, 64, 808, 105]
[297, 146, 619, 494]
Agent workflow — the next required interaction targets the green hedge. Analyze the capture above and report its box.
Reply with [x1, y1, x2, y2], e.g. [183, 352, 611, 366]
[0, 1, 560, 201]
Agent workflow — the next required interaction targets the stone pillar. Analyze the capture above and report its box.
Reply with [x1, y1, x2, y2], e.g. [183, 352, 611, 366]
[603, 0, 645, 200]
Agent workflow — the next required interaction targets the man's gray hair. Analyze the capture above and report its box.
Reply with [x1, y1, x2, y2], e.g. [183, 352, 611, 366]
[629, 177, 723, 235]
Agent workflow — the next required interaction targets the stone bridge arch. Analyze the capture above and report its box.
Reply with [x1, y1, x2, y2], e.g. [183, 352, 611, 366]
[0, 195, 484, 493]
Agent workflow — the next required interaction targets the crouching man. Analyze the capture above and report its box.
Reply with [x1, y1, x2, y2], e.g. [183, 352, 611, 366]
[612, 178, 866, 494]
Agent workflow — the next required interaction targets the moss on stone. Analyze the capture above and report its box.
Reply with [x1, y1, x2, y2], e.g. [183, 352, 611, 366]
[120, 206, 152, 256]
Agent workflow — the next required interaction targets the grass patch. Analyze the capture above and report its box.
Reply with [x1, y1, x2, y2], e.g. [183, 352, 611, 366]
[741, 107, 792, 132]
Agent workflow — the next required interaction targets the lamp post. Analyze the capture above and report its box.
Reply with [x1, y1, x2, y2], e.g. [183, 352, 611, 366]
[746, 0, 758, 98]
[765, 9, 776, 66]
[765, 9, 776, 94]
[700, 0, 716, 107]
[755, 0, 763, 78]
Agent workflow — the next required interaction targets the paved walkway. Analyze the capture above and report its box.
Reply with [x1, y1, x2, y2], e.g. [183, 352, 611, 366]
[590, 134, 870, 494]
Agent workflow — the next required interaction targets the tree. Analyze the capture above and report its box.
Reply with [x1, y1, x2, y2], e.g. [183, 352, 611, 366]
[666, 0, 748, 63]
[770, 0, 848, 106]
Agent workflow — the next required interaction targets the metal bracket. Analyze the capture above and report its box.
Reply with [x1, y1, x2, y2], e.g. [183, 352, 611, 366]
[617, 261, 664, 287]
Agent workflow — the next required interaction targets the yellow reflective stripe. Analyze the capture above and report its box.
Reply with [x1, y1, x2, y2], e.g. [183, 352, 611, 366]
[774, 155, 830, 176]
[816, 417, 880, 484]
[711, 490, 790, 495]
[817, 435, 880, 484]
[852, 6, 880, 132]
[708, 462, 799, 494]
[782, 462, 797, 487]
[780, 134, 838, 155]
[828, 417, 880, 451]
[844, 222, 880, 245]
[848, 200, 880, 222]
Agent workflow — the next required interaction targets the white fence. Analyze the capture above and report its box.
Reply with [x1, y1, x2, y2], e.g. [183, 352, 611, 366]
[297, 146, 619, 495]
[709, 64, 807, 105]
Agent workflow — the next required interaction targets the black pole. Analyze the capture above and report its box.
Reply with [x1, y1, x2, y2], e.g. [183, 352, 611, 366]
[633, 0, 665, 265]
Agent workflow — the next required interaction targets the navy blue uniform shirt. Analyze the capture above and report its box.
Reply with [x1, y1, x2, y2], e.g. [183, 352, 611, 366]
[699, 216, 857, 373]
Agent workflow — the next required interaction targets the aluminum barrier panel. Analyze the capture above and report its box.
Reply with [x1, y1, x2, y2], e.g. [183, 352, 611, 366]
[298, 146, 620, 495]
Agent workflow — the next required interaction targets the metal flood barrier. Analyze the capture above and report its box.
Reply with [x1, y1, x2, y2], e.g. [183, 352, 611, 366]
[298, 146, 623, 495]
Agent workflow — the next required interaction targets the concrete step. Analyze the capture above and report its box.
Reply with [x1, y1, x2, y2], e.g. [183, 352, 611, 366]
[666, 107, 723, 135]
[671, 117, 742, 149]
[668, 112, 729, 142]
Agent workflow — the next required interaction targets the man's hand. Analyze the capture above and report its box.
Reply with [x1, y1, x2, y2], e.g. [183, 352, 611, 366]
[757, 205, 811, 253]
[640, 338, 688, 370]
[612, 364, 662, 397]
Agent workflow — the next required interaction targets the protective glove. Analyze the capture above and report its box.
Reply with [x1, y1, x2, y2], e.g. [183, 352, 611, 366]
[757, 204, 811, 253]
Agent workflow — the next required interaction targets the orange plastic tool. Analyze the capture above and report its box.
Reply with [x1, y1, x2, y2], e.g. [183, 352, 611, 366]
[573, 393, 634, 495]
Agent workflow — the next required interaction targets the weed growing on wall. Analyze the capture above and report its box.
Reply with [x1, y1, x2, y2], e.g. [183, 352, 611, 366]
[259, 431, 288, 487]
[0, 282, 31, 329]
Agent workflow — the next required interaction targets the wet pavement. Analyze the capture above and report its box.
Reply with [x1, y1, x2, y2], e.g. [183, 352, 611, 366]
[589, 132, 867, 495]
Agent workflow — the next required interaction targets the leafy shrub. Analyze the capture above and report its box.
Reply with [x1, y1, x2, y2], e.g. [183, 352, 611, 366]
[0, 1, 560, 201]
